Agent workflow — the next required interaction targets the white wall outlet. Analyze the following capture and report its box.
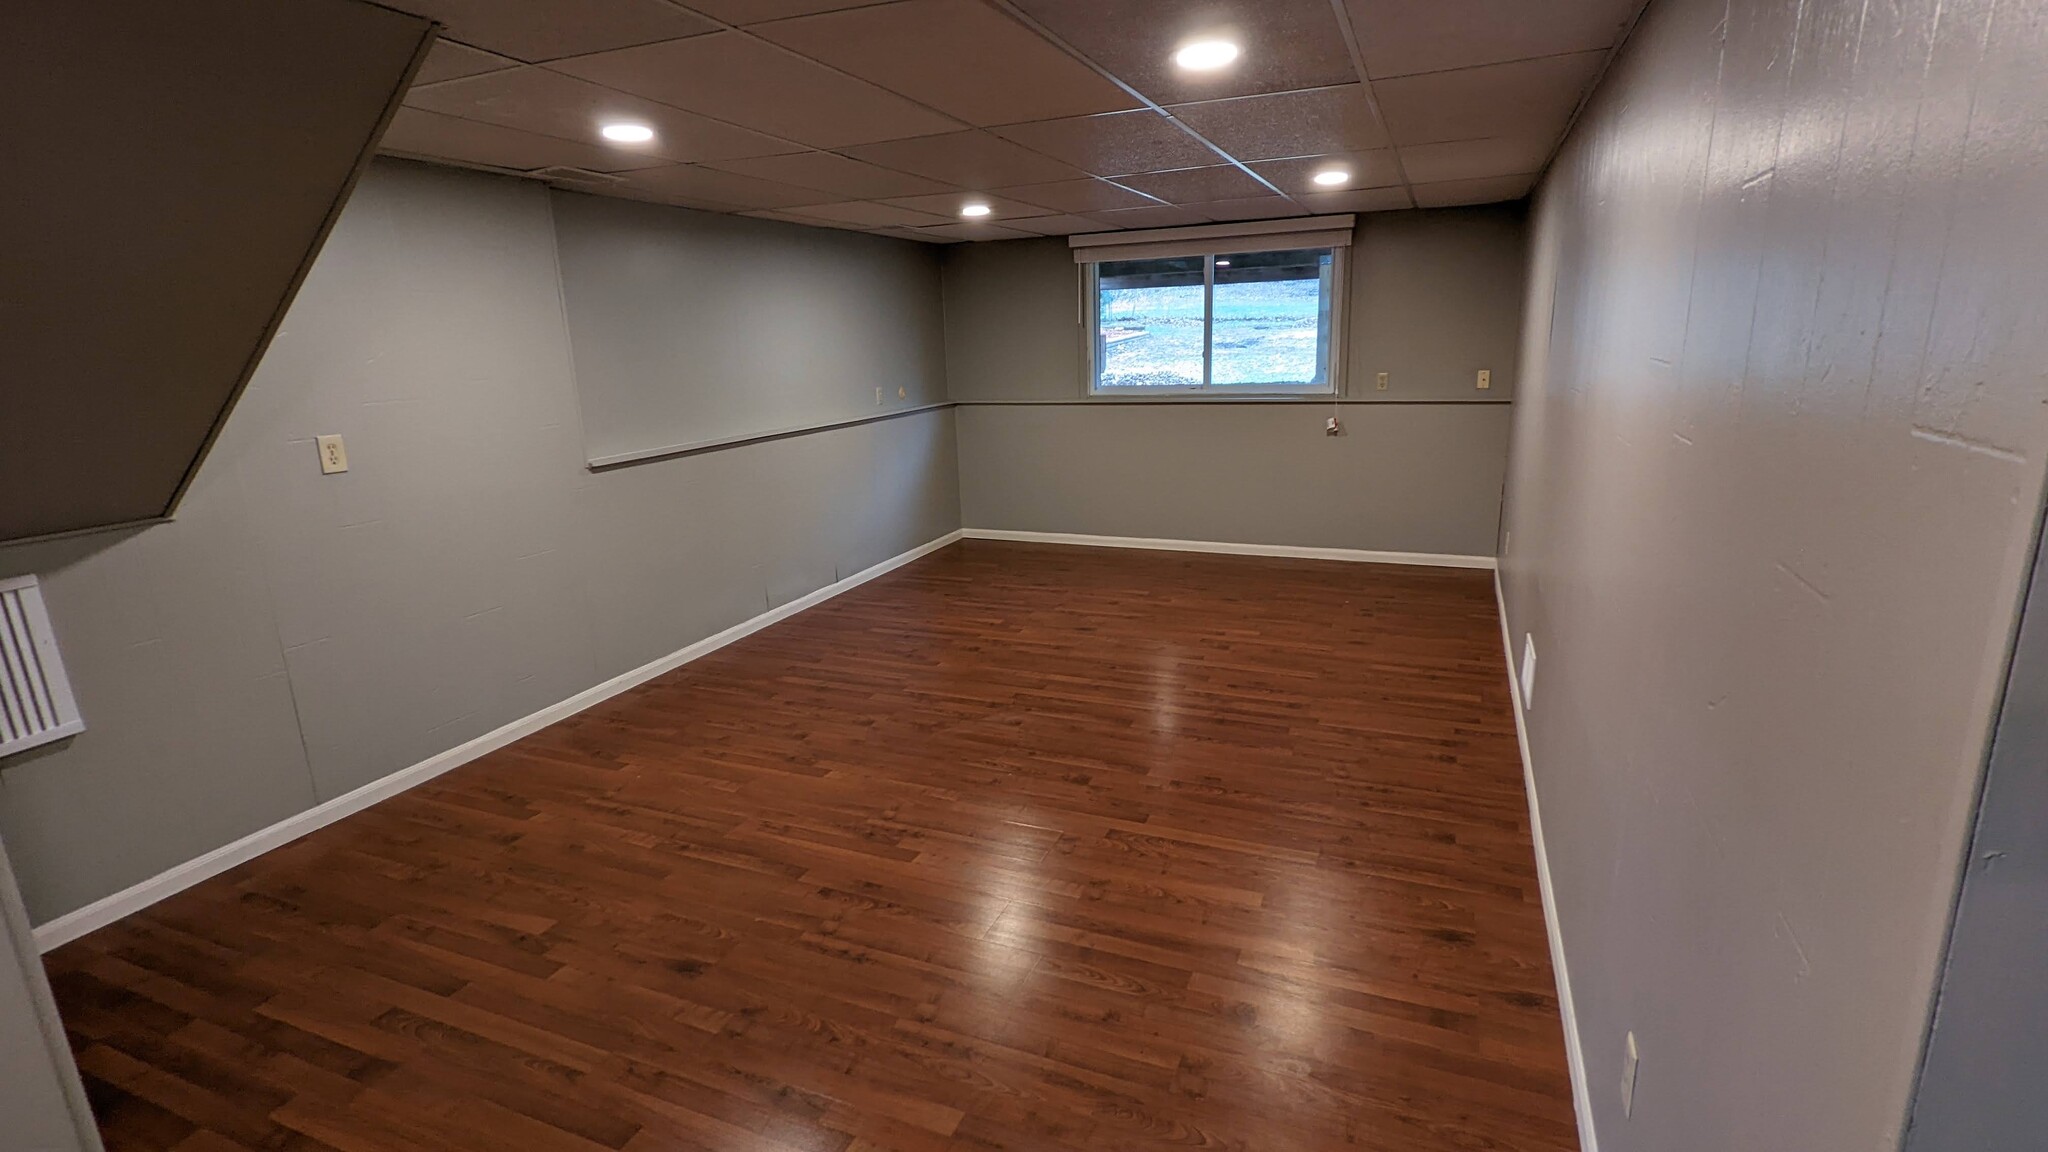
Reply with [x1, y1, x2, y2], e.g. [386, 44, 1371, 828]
[897, 386, 906, 399]
[1477, 369, 1492, 390]
[874, 387, 884, 406]
[1622, 1031, 1640, 1118]
[1520, 634, 1536, 709]
[1375, 371, 1390, 390]
[315, 434, 348, 475]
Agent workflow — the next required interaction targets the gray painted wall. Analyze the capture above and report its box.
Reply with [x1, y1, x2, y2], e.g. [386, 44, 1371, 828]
[552, 191, 948, 464]
[939, 236, 1087, 405]
[0, 159, 960, 926]
[1498, 0, 2048, 1148]
[957, 403, 1510, 556]
[942, 207, 1526, 556]
[1347, 206, 1530, 402]
[1907, 504, 2048, 1150]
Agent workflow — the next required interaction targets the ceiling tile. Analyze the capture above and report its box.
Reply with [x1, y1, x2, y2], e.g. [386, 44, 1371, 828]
[1195, 197, 1310, 223]
[1087, 204, 1214, 229]
[384, 0, 716, 62]
[842, 130, 1084, 187]
[700, 151, 953, 198]
[413, 39, 519, 85]
[781, 200, 957, 227]
[1000, 213, 1109, 236]
[684, 0, 883, 24]
[1248, 150, 1404, 195]
[914, 221, 1036, 241]
[869, 226, 961, 243]
[549, 32, 964, 148]
[1410, 172, 1537, 208]
[990, 110, 1218, 178]
[987, 178, 1160, 213]
[405, 66, 804, 163]
[1007, 0, 1356, 104]
[1344, 0, 1643, 78]
[1396, 135, 1554, 183]
[1168, 85, 1390, 160]
[1298, 185, 1414, 213]
[741, 207, 872, 230]
[379, 107, 668, 173]
[592, 182, 738, 213]
[751, 0, 1138, 126]
[609, 163, 836, 209]
[880, 192, 1054, 221]
[1372, 51, 1606, 145]
[1115, 164, 1274, 204]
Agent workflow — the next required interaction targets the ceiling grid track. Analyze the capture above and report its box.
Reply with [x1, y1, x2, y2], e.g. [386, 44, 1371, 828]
[369, 0, 1652, 239]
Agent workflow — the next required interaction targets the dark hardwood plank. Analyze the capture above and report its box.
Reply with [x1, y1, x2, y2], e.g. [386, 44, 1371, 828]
[47, 540, 1577, 1151]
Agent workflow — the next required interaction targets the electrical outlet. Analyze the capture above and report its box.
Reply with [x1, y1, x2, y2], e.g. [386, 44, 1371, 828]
[1477, 369, 1492, 390]
[315, 434, 348, 475]
[1622, 1032, 1640, 1118]
[874, 387, 884, 406]
[1520, 635, 1536, 709]
[897, 386, 906, 399]
[1375, 371, 1389, 390]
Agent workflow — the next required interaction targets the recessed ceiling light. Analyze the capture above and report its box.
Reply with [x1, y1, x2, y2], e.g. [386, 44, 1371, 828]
[1313, 168, 1351, 186]
[1174, 39, 1240, 71]
[600, 123, 655, 144]
[960, 203, 993, 218]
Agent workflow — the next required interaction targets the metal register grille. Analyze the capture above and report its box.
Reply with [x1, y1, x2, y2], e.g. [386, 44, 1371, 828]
[0, 575, 84, 758]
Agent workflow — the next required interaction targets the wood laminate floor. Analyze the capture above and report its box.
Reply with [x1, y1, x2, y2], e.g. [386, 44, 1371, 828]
[45, 541, 1578, 1152]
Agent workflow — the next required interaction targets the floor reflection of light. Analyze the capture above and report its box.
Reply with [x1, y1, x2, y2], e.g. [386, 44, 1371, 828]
[1149, 647, 1183, 734]
[1257, 869, 1347, 1059]
[963, 817, 1062, 992]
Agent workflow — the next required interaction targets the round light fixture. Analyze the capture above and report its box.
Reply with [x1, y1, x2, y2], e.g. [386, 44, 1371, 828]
[600, 122, 655, 144]
[1173, 39, 1240, 71]
[1313, 168, 1351, 186]
[960, 203, 993, 218]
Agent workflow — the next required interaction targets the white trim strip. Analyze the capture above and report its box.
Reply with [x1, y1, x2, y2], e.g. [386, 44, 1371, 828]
[1068, 213, 1357, 253]
[961, 528, 1495, 570]
[1494, 570, 1600, 1152]
[588, 402, 951, 471]
[1075, 229, 1355, 264]
[32, 529, 966, 952]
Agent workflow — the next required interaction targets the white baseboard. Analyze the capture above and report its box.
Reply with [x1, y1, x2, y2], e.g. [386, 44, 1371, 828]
[32, 529, 966, 953]
[1494, 571, 1598, 1152]
[960, 528, 1496, 570]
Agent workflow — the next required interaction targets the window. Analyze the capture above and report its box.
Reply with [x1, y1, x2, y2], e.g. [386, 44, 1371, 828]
[1076, 218, 1352, 395]
[1094, 255, 1206, 390]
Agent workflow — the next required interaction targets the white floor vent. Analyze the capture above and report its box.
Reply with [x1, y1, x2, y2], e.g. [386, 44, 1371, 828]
[0, 575, 84, 759]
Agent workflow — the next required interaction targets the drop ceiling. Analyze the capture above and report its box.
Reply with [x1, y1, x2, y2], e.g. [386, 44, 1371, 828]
[378, 0, 1647, 242]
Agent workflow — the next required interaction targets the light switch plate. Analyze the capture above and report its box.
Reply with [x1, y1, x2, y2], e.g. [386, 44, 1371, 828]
[315, 434, 348, 475]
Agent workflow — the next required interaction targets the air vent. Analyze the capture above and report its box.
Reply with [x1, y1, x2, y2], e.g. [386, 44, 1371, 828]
[0, 575, 84, 759]
[528, 166, 625, 186]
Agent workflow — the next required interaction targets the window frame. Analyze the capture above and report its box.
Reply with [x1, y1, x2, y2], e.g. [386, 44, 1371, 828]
[1083, 245, 1347, 398]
